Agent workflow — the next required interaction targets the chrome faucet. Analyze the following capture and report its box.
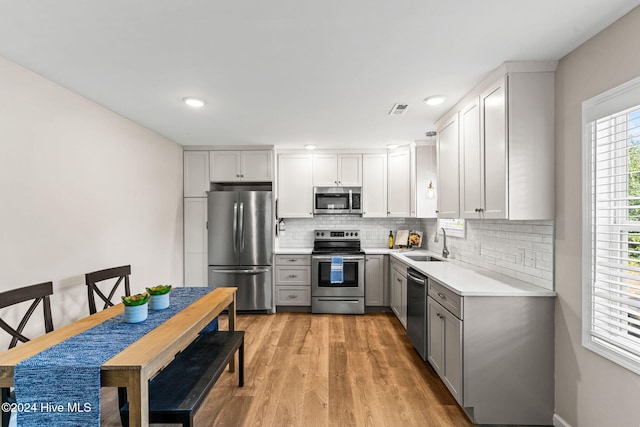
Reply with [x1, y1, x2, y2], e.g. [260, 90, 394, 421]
[440, 227, 449, 259]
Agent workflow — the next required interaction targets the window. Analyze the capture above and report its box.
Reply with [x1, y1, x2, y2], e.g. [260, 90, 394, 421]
[438, 218, 465, 238]
[583, 76, 640, 374]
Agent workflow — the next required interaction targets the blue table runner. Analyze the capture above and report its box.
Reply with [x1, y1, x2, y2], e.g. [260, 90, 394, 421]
[14, 287, 213, 427]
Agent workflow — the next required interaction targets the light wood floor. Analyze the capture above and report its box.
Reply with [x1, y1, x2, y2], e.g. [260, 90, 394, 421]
[100, 312, 474, 427]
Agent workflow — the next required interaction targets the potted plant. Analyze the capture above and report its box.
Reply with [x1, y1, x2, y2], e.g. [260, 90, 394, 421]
[122, 292, 150, 323]
[146, 285, 172, 310]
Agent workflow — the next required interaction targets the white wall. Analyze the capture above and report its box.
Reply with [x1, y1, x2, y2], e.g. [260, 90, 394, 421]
[0, 57, 183, 349]
[555, 6, 640, 426]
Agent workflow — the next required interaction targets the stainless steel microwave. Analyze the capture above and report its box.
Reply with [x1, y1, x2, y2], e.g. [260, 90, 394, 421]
[313, 187, 362, 215]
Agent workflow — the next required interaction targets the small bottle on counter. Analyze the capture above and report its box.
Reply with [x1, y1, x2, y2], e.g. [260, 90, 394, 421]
[388, 230, 394, 249]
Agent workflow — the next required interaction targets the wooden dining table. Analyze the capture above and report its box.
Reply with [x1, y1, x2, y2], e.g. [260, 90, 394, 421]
[0, 286, 237, 427]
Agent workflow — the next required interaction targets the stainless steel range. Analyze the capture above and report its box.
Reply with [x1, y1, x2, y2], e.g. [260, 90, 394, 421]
[311, 229, 365, 314]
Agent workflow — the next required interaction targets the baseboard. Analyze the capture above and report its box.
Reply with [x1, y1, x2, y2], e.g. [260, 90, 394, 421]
[553, 413, 572, 427]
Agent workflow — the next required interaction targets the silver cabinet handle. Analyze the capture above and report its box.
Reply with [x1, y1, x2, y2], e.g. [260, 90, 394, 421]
[288, 259, 298, 262]
[407, 272, 426, 285]
[437, 292, 446, 299]
[288, 274, 298, 278]
[288, 294, 298, 299]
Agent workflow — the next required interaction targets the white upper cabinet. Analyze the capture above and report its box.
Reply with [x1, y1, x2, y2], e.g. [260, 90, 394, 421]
[210, 150, 273, 182]
[436, 115, 461, 218]
[313, 153, 362, 186]
[183, 151, 210, 197]
[436, 62, 556, 220]
[362, 153, 387, 217]
[480, 77, 508, 219]
[278, 154, 313, 218]
[459, 98, 483, 217]
[387, 148, 413, 217]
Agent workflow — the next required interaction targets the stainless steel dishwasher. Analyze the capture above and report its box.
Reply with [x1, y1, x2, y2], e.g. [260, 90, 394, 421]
[406, 268, 428, 360]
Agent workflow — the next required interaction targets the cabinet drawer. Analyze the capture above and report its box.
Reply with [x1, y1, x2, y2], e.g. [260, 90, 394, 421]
[275, 266, 310, 286]
[428, 279, 463, 319]
[276, 287, 311, 305]
[390, 259, 408, 277]
[275, 255, 311, 266]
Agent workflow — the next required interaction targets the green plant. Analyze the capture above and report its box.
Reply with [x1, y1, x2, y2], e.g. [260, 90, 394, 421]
[122, 292, 150, 306]
[146, 285, 172, 295]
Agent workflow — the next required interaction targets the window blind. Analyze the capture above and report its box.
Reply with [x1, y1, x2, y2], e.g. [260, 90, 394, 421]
[587, 103, 640, 372]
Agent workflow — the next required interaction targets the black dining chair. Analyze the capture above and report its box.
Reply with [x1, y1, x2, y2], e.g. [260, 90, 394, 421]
[85, 265, 131, 315]
[85, 265, 132, 422]
[0, 281, 54, 427]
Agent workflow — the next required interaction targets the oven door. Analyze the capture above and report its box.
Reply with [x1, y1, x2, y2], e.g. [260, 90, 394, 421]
[311, 254, 364, 297]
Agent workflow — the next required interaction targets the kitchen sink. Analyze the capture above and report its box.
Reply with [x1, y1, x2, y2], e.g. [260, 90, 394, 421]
[404, 255, 443, 262]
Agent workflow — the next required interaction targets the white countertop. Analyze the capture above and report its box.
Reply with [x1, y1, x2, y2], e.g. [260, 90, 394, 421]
[275, 247, 555, 297]
[389, 250, 556, 297]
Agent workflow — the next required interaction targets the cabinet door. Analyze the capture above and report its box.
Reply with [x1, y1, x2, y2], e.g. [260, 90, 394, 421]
[427, 297, 444, 374]
[459, 99, 483, 218]
[481, 76, 508, 219]
[338, 154, 362, 186]
[313, 154, 338, 186]
[362, 154, 387, 217]
[184, 151, 210, 197]
[436, 115, 460, 218]
[390, 268, 401, 319]
[242, 150, 273, 182]
[400, 273, 407, 328]
[387, 149, 412, 217]
[184, 198, 208, 286]
[443, 309, 463, 404]
[365, 255, 384, 306]
[278, 154, 313, 218]
[210, 151, 241, 182]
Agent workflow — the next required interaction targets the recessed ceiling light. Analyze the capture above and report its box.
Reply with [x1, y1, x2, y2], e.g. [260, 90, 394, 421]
[424, 96, 445, 106]
[305, 144, 316, 150]
[183, 97, 206, 108]
[386, 144, 399, 149]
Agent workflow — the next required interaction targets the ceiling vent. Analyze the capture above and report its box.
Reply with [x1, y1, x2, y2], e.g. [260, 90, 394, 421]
[389, 103, 408, 115]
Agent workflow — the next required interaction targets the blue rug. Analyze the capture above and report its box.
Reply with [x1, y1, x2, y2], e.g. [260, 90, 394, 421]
[13, 287, 213, 427]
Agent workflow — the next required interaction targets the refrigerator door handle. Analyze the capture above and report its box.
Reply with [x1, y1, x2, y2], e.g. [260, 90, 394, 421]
[233, 201, 238, 253]
[239, 202, 245, 252]
[210, 268, 270, 274]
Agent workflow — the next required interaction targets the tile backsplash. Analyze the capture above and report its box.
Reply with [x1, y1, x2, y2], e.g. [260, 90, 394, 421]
[424, 219, 554, 290]
[276, 217, 423, 248]
[277, 217, 554, 290]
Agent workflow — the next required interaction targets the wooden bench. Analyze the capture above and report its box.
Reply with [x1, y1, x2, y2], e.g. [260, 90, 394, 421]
[120, 330, 245, 427]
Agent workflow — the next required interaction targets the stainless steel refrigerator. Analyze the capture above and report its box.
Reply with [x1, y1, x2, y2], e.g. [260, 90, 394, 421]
[207, 191, 273, 312]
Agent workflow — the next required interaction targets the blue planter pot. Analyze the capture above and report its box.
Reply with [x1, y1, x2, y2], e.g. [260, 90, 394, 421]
[150, 293, 170, 310]
[124, 303, 148, 323]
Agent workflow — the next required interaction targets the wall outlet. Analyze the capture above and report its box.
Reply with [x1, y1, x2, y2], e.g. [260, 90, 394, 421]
[524, 250, 536, 267]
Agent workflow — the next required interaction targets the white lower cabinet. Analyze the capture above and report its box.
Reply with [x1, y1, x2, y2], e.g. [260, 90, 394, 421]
[426, 278, 554, 425]
[183, 198, 208, 286]
[275, 254, 311, 306]
[428, 296, 462, 403]
[365, 255, 386, 306]
[389, 258, 407, 328]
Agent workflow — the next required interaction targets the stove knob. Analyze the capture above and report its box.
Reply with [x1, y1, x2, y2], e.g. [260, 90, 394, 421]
[316, 232, 319, 237]
[355, 232, 358, 236]
[321, 232, 325, 236]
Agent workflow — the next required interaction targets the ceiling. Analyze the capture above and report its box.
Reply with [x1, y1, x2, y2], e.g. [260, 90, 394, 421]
[1, 1, 639, 149]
